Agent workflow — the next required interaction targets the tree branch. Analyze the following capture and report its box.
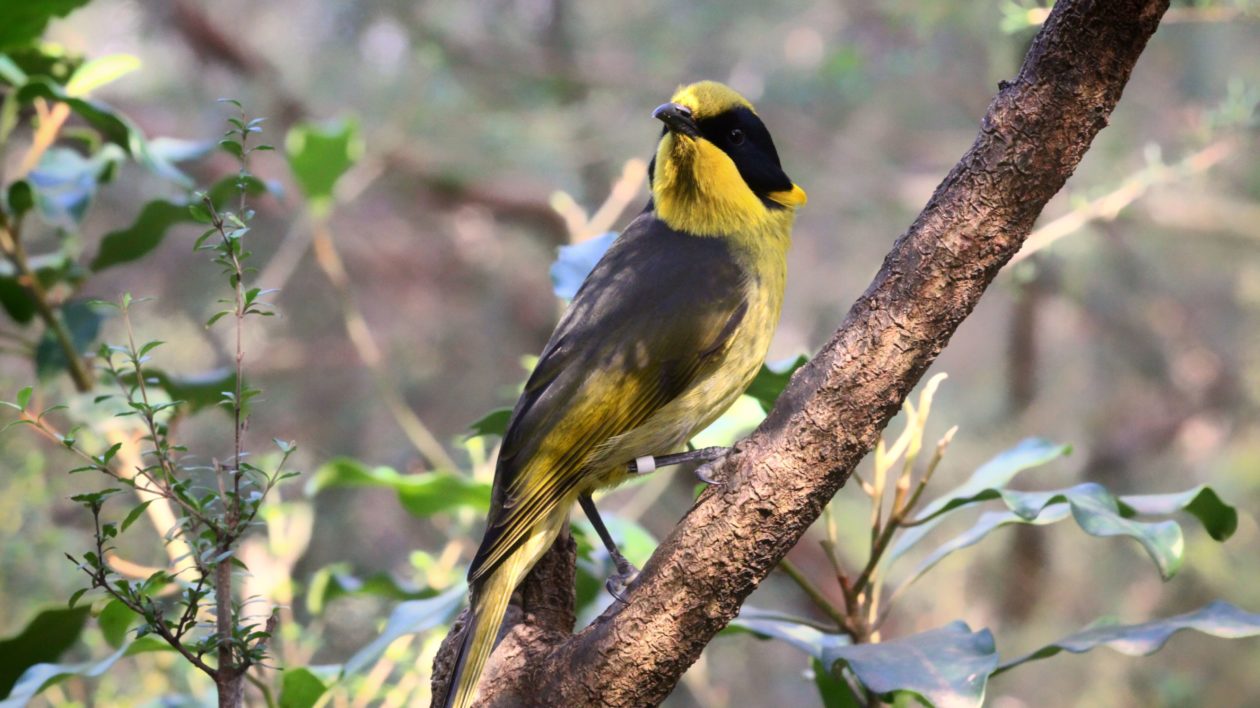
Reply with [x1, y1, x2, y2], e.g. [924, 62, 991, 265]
[432, 0, 1173, 704]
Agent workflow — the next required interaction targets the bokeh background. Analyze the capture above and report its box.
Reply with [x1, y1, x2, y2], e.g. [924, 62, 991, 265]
[2, 0, 1259, 706]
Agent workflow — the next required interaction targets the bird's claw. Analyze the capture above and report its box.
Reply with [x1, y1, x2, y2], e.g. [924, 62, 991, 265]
[605, 559, 639, 604]
[695, 463, 723, 486]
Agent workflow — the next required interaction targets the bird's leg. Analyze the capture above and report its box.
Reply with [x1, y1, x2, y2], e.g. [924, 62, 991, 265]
[578, 493, 638, 602]
[625, 445, 729, 484]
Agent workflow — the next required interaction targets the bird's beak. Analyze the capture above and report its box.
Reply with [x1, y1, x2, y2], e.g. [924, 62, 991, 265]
[653, 102, 700, 138]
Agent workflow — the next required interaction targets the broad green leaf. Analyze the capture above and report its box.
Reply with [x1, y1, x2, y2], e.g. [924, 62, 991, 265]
[0, 46, 82, 89]
[0, 250, 72, 323]
[305, 564, 435, 616]
[813, 657, 862, 708]
[0, 0, 91, 51]
[550, 231, 615, 299]
[207, 173, 273, 208]
[466, 407, 512, 439]
[746, 355, 810, 412]
[901, 483, 1196, 580]
[821, 621, 998, 708]
[0, 275, 37, 323]
[16, 79, 177, 186]
[341, 583, 466, 677]
[7, 180, 34, 217]
[35, 299, 104, 380]
[96, 600, 135, 649]
[889, 438, 1071, 562]
[279, 667, 327, 708]
[1119, 485, 1237, 542]
[285, 118, 362, 213]
[994, 600, 1260, 675]
[0, 635, 168, 707]
[0, 606, 90, 698]
[140, 367, 238, 415]
[726, 606, 852, 661]
[897, 507, 1072, 593]
[306, 458, 491, 517]
[17, 79, 136, 153]
[64, 54, 140, 97]
[0, 55, 27, 86]
[90, 199, 189, 271]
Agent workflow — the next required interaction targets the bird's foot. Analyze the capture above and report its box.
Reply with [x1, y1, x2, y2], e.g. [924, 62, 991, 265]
[605, 559, 640, 604]
[694, 464, 722, 486]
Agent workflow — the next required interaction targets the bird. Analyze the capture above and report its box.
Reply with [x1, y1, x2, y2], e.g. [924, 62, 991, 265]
[444, 80, 806, 708]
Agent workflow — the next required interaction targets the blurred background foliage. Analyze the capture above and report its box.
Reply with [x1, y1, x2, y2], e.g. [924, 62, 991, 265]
[1, 0, 1260, 705]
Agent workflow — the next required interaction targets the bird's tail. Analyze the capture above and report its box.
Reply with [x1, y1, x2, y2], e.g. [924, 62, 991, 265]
[445, 520, 563, 708]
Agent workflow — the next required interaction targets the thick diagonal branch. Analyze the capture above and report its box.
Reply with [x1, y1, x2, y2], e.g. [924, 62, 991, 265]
[432, 0, 1172, 704]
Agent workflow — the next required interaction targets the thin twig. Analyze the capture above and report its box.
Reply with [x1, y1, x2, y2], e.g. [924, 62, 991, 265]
[0, 211, 94, 391]
[1011, 139, 1234, 265]
[777, 558, 850, 633]
[308, 217, 459, 471]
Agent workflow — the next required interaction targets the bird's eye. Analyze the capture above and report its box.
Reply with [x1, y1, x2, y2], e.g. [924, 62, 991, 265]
[729, 128, 745, 146]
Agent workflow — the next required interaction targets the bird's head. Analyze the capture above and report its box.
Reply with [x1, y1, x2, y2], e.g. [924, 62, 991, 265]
[649, 81, 806, 237]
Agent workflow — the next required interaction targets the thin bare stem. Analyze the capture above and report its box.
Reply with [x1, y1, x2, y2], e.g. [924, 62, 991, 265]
[0, 211, 93, 391]
[777, 558, 851, 634]
[308, 217, 458, 471]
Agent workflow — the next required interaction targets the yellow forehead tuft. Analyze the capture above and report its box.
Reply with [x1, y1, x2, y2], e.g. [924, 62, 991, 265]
[669, 81, 755, 120]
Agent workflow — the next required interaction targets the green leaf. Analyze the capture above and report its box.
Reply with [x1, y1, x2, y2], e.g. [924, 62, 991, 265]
[994, 600, 1260, 675]
[821, 621, 998, 708]
[0, 634, 169, 707]
[64, 54, 140, 97]
[0, 605, 90, 697]
[0, 251, 72, 323]
[1119, 485, 1238, 542]
[15, 386, 32, 411]
[746, 355, 810, 412]
[889, 438, 1071, 562]
[813, 657, 862, 708]
[341, 583, 466, 678]
[725, 606, 851, 661]
[90, 199, 190, 271]
[96, 600, 136, 649]
[466, 407, 512, 439]
[66, 588, 89, 609]
[285, 118, 362, 211]
[188, 201, 213, 224]
[305, 564, 434, 616]
[897, 506, 1073, 594]
[0, 0, 91, 51]
[207, 173, 272, 208]
[6, 180, 34, 218]
[17, 79, 137, 153]
[35, 300, 104, 380]
[219, 138, 244, 159]
[0, 55, 28, 85]
[119, 500, 153, 533]
[142, 367, 238, 415]
[306, 458, 491, 517]
[279, 667, 327, 708]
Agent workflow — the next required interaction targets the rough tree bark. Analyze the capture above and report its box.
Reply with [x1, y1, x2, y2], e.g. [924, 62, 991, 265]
[432, 0, 1171, 704]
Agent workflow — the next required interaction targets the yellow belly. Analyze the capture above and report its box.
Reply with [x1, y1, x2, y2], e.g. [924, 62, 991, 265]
[585, 266, 784, 490]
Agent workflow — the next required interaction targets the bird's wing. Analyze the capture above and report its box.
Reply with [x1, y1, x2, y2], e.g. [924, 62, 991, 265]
[468, 211, 749, 582]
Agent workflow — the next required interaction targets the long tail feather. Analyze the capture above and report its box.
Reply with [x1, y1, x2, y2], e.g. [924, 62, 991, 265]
[445, 519, 564, 708]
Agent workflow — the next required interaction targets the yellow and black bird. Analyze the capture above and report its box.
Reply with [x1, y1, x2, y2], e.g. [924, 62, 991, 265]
[446, 80, 806, 708]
